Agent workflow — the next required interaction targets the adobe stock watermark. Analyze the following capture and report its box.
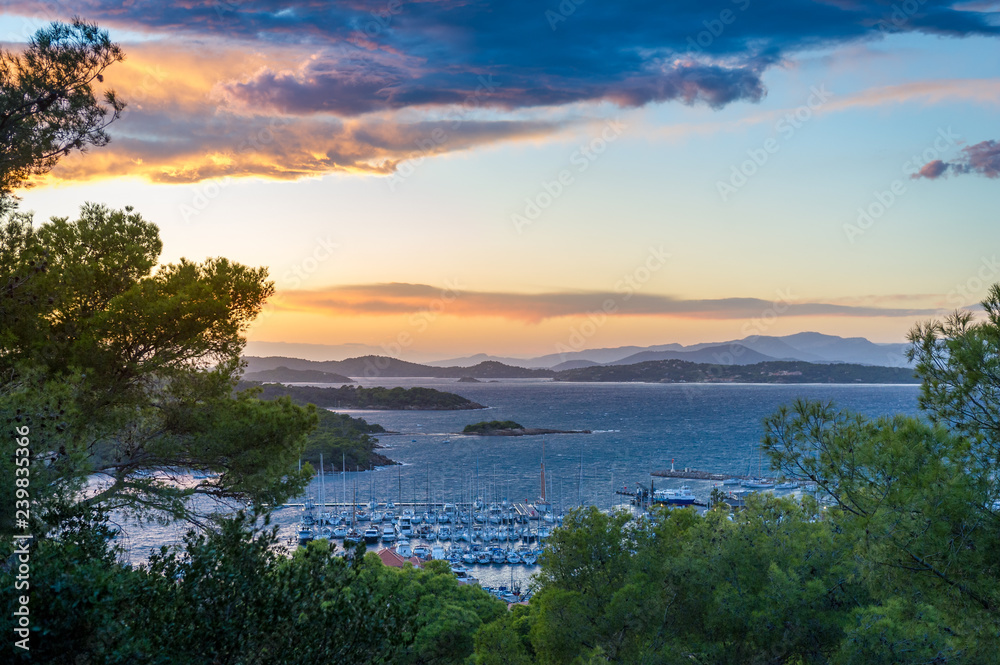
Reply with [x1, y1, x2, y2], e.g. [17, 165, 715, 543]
[119, 65, 168, 122]
[874, 0, 929, 34]
[349, 0, 405, 45]
[843, 127, 960, 244]
[709, 288, 794, 366]
[511, 118, 626, 234]
[545, 0, 586, 30]
[947, 256, 1000, 310]
[12, 424, 32, 652]
[179, 117, 292, 223]
[554, 246, 671, 356]
[717, 85, 833, 202]
[362, 280, 463, 378]
[672, 289, 794, 403]
[388, 75, 501, 190]
[669, 0, 753, 57]
[254, 236, 341, 327]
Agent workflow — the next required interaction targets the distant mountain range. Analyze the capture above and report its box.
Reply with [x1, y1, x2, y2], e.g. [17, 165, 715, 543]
[240, 355, 917, 385]
[242, 356, 555, 379]
[240, 333, 914, 384]
[423, 332, 912, 369]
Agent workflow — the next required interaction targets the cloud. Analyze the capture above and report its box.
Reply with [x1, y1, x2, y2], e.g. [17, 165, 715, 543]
[273, 283, 941, 323]
[913, 139, 1000, 179]
[9, 1, 1000, 120]
[7, 1, 1000, 185]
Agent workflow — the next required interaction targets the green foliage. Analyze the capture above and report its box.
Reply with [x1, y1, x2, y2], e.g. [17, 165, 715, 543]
[300, 408, 392, 470]
[908, 286, 1000, 458]
[383, 558, 507, 664]
[832, 599, 961, 665]
[474, 606, 534, 665]
[1, 511, 505, 663]
[0, 204, 314, 530]
[513, 501, 860, 665]
[249, 381, 484, 410]
[762, 402, 998, 622]
[0, 510, 141, 662]
[463, 420, 524, 433]
[0, 19, 125, 204]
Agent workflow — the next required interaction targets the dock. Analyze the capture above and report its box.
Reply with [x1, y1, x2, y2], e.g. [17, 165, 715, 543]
[650, 469, 777, 483]
[280, 501, 540, 513]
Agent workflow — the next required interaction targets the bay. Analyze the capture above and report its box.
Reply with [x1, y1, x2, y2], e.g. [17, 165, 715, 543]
[118, 379, 921, 587]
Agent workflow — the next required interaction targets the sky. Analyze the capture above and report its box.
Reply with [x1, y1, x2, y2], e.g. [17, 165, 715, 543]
[4, 1, 1000, 361]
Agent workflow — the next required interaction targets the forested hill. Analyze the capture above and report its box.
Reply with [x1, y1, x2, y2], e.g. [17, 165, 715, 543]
[243, 355, 554, 378]
[241, 382, 486, 410]
[243, 366, 355, 383]
[554, 359, 920, 383]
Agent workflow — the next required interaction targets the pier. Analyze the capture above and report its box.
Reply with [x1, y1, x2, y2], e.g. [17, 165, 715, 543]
[650, 469, 777, 483]
[280, 501, 540, 513]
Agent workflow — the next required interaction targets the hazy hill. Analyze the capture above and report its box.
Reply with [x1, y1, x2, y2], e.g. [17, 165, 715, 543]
[685, 336, 824, 362]
[423, 353, 533, 368]
[550, 359, 602, 371]
[608, 344, 778, 366]
[243, 355, 554, 379]
[775, 332, 910, 366]
[425, 333, 912, 368]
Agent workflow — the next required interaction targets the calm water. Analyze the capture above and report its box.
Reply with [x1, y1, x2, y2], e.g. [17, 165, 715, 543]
[117, 379, 920, 586]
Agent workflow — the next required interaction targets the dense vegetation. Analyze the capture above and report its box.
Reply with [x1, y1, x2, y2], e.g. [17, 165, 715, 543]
[555, 358, 919, 383]
[462, 420, 525, 434]
[5, 511, 505, 664]
[469, 294, 1000, 664]
[246, 381, 485, 410]
[243, 366, 355, 383]
[302, 409, 395, 471]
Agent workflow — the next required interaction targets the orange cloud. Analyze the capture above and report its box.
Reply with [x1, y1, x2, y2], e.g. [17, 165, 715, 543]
[17, 40, 567, 188]
[271, 283, 942, 324]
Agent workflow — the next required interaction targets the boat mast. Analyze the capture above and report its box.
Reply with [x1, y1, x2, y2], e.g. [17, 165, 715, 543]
[540, 441, 546, 502]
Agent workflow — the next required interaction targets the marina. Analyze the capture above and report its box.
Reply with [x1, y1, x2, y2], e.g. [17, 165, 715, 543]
[115, 381, 920, 593]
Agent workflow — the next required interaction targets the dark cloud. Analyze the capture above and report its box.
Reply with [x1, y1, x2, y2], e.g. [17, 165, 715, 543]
[47, 108, 563, 183]
[913, 140, 1000, 179]
[8, 1, 1000, 116]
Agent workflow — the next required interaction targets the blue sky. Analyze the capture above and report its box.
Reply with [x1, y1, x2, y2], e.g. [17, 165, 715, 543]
[5, 1, 999, 359]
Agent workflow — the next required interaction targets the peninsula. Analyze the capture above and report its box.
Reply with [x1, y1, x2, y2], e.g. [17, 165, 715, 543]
[241, 382, 486, 410]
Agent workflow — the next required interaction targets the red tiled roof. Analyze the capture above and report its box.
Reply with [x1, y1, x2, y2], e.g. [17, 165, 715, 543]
[376, 548, 423, 568]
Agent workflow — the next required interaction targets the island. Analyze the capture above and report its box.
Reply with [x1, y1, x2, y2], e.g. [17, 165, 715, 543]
[243, 366, 354, 383]
[553, 359, 920, 384]
[240, 382, 486, 410]
[457, 376, 481, 383]
[462, 420, 591, 436]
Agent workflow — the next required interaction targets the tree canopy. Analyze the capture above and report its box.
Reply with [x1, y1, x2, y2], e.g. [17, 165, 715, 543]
[0, 19, 125, 206]
[0, 203, 315, 533]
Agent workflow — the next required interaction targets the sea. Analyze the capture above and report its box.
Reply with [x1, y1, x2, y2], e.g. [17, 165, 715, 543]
[115, 379, 921, 589]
